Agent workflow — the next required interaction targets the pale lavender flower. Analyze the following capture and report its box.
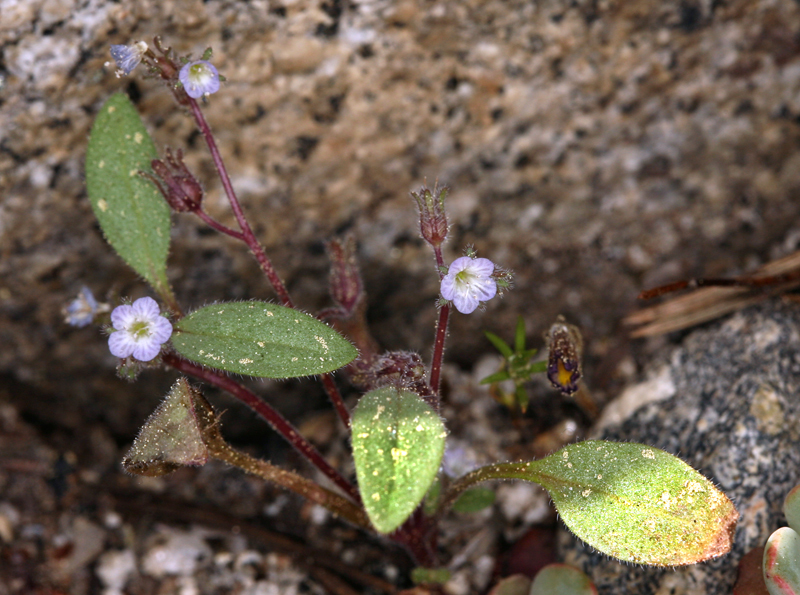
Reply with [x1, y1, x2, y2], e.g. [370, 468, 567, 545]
[64, 286, 99, 327]
[179, 60, 220, 98]
[108, 297, 172, 361]
[441, 256, 497, 314]
[110, 41, 148, 76]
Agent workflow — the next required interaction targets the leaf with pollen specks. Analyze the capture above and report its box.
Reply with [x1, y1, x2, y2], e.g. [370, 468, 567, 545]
[351, 387, 447, 534]
[523, 441, 738, 566]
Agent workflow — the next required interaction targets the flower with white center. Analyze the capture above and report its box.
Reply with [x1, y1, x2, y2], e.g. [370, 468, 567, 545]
[108, 297, 172, 361]
[440, 256, 497, 314]
[109, 41, 148, 76]
[179, 61, 220, 99]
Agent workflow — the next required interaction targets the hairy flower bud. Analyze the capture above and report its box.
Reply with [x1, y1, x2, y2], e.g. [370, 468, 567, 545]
[411, 184, 449, 249]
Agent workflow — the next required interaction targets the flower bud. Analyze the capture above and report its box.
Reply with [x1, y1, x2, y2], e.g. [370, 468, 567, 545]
[411, 184, 449, 249]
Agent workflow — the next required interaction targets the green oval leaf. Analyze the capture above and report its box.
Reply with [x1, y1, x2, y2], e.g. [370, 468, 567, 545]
[351, 387, 447, 534]
[86, 93, 171, 297]
[529, 564, 597, 595]
[528, 441, 738, 566]
[172, 301, 358, 378]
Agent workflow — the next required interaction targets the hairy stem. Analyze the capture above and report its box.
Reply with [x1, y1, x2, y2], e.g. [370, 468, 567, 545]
[162, 352, 361, 503]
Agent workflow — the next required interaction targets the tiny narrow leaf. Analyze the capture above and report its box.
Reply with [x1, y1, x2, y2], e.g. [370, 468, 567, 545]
[123, 378, 209, 476]
[172, 301, 358, 378]
[529, 564, 597, 595]
[86, 93, 171, 297]
[527, 441, 738, 565]
[763, 527, 800, 595]
[351, 387, 447, 534]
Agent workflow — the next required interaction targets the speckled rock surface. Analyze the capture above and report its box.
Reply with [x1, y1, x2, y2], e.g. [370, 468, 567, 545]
[4, 0, 800, 434]
[560, 301, 800, 594]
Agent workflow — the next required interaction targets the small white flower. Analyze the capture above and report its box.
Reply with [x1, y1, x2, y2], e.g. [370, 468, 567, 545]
[179, 60, 220, 99]
[440, 256, 497, 314]
[109, 41, 148, 76]
[108, 297, 172, 361]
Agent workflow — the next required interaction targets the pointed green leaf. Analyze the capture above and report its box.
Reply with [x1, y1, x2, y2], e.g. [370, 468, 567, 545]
[351, 387, 447, 534]
[122, 378, 209, 477]
[514, 315, 526, 353]
[528, 441, 738, 565]
[485, 331, 514, 358]
[529, 564, 597, 595]
[480, 370, 512, 385]
[763, 527, 800, 595]
[172, 301, 357, 378]
[86, 93, 171, 297]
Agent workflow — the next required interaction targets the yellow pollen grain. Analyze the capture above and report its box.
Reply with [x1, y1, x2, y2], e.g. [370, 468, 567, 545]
[391, 448, 408, 460]
[582, 489, 591, 497]
[98, 199, 108, 212]
[642, 449, 655, 459]
[266, 311, 273, 317]
[128, 169, 137, 177]
[134, 132, 143, 144]
[107, 106, 116, 113]
[239, 358, 253, 364]
[98, 160, 105, 168]
[257, 342, 265, 347]
[291, 357, 298, 362]
[372, 493, 380, 501]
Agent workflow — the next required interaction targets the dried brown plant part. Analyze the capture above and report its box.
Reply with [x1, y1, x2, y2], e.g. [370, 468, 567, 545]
[625, 250, 800, 337]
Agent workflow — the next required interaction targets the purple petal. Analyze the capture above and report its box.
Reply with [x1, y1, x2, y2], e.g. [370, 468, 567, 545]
[471, 277, 497, 302]
[132, 341, 161, 362]
[468, 258, 495, 277]
[109, 331, 135, 358]
[150, 316, 173, 344]
[110, 304, 134, 330]
[452, 292, 479, 314]
[448, 256, 472, 274]
[131, 296, 160, 319]
[440, 275, 457, 301]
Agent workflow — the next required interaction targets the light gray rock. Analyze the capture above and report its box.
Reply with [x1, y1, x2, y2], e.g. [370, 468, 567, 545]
[561, 301, 800, 594]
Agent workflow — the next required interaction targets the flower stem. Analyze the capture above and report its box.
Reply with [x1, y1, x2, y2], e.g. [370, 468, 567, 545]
[187, 97, 293, 308]
[161, 352, 361, 504]
[428, 245, 449, 396]
[186, 97, 352, 428]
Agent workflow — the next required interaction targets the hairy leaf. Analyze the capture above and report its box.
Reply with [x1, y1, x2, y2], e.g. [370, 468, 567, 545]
[351, 387, 447, 534]
[86, 93, 171, 297]
[172, 301, 357, 378]
[529, 564, 597, 595]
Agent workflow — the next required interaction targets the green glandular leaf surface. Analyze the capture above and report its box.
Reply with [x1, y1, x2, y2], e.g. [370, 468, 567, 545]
[351, 387, 447, 534]
[86, 93, 171, 296]
[172, 301, 358, 378]
[504, 441, 738, 566]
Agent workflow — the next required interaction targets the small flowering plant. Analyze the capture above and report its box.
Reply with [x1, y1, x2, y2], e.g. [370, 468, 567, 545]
[79, 36, 739, 586]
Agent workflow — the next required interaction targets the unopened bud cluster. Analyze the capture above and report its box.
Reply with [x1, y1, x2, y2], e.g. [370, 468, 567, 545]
[411, 184, 449, 249]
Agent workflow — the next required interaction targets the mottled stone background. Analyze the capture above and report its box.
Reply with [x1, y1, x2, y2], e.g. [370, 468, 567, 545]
[3, 0, 800, 438]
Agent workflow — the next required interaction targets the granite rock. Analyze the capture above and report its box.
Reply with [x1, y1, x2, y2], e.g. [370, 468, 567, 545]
[561, 301, 800, 594]
[3, 0, 800, 435]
